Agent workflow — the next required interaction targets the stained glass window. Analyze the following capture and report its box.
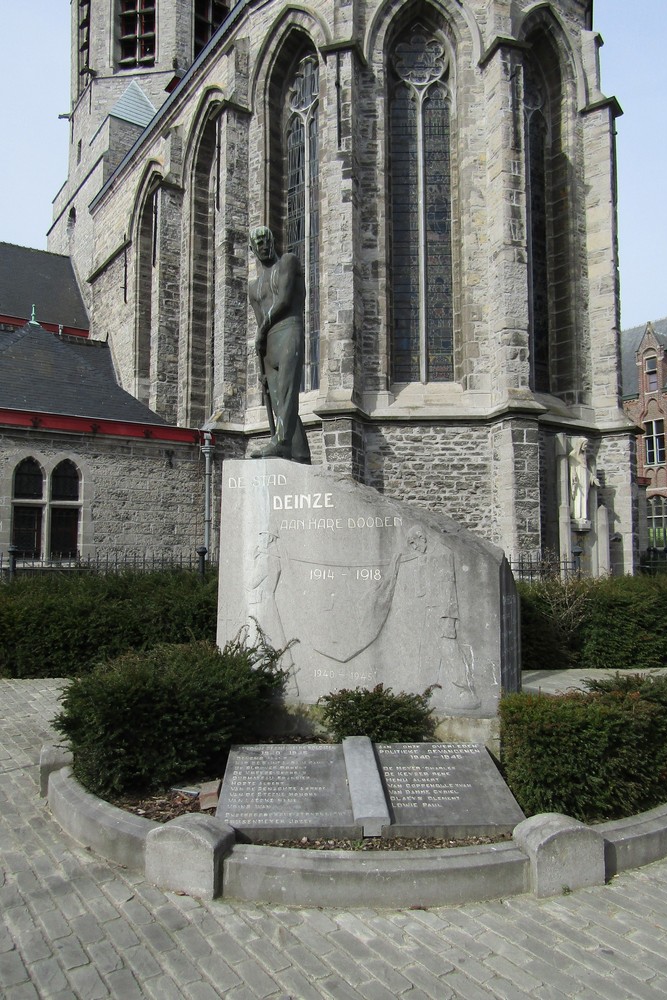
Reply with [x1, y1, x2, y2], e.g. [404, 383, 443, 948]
[524, 61, 550, 392]
[389, 25, 453, 384]
[285, 54, 320, 391]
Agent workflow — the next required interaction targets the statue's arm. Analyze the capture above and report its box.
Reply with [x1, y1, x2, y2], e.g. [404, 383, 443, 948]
[263, 254, 301, 326]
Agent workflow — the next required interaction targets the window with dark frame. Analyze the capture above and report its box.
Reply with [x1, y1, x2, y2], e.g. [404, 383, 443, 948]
[645, 356, 659, 393]
[645, 419, 666, 466]
[647, 495, 667, 549]
[10, 459, 82, 561]
[194, 0, 228, 57]
[119, 0, 156, 69]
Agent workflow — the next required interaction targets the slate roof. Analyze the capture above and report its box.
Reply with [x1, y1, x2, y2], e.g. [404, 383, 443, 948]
[0, 320, 167, 425]
[0, 243, 89, 331]
[621, 318, 667, 398]
[110, 81, 157, 129]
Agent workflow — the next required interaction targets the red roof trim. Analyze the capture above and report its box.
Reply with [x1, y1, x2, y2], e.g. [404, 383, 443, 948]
[0, 314, 89, 338]
[0, 408, 208, 444]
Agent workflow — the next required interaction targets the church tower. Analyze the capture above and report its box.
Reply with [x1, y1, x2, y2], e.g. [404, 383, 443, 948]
[49, 1, 228, 295]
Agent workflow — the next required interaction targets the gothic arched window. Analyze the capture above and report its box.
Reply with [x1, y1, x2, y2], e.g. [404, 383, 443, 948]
[11, 458, 81, 560]
[389, 23, 453, 384]
[189, 115, 219, 424]
[135, 185, 158, 404]
[524, 57, 550, 392]
[284, 53, 320, 391]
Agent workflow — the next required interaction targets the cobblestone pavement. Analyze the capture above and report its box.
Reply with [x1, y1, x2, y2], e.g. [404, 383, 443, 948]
[3, 678, 667, 1000]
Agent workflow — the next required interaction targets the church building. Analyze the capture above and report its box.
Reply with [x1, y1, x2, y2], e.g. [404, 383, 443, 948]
[46, 0, 638, 574]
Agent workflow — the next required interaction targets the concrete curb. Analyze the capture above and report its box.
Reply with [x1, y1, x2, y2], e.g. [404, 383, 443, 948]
[45, 752, 667, 906]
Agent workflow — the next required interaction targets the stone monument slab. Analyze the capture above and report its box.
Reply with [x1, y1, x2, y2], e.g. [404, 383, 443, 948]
[216, 744, 359, 841]
[375, 743, 525, 838]
[216, 742, 524, 843]
[217, 459, 520, 726]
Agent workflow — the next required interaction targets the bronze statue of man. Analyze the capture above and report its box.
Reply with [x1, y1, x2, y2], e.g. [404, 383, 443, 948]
[248, 226, 311, 463]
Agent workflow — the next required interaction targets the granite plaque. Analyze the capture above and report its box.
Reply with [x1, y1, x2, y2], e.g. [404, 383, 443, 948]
[217, 459, 520, 723]
[216, 744, 359, 840]
[216, 741, 525, 843]
[376, 743, 525, 838]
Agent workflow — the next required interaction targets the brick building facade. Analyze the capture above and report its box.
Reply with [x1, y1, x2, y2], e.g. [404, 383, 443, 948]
[622, 319, 667, 551]
[45, 0, 638, 573]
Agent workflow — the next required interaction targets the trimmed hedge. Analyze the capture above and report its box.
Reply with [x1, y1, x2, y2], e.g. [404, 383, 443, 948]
[518, 574, 667, 672]
[318, 684, 437, 743]
[0, 569, 218, 678]
[53, 638, 287, 797]
[500, 673, 667, 822]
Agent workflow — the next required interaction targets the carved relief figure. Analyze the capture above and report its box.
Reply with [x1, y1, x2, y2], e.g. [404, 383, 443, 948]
[248, 226, 311, 463]
[568, 435, 599, 523]
[405, 526, 480, 711]
[248, 531, 296, 692]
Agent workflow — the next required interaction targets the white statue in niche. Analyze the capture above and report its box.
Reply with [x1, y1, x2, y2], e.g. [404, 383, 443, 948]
[405, 526, 480, 711]
[568, 436, 599, 525]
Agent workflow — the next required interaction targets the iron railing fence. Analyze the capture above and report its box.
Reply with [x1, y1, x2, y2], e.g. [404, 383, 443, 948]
[508, 553, 578, 582]
[0, 549, 219, 581]
[639, 548, 667, 575]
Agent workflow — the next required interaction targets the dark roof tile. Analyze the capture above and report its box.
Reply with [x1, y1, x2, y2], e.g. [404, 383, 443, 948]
[0, 243, 89, 330]
[0, 321, 167, 425]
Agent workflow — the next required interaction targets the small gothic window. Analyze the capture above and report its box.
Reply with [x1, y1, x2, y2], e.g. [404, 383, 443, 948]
[14, 458, 44, 499]
[389, 23, 453, 384]
[51, 461, 80, 501]
[10, 459, 82, 561]
[119, 0, 156, 69]
[194, 0, 228, 57]
[284, 54, 320, 392]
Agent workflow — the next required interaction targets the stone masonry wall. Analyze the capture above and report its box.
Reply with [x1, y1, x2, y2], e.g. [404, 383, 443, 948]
[0, 430, 208, 559]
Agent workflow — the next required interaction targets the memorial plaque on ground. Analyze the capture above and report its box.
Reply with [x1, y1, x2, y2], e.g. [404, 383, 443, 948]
[216, 741, 525, 842]
[375, 743, 525, 838]
[217, 459, 520, 728]
[216, 744, 359, 841]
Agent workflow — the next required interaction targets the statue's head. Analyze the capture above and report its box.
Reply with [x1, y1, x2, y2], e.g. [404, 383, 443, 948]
[407, 526, 427, 555]
[250, 226, 276, 263]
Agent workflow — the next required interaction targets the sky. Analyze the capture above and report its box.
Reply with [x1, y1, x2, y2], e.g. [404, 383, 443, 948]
[0, 2, 665, 330]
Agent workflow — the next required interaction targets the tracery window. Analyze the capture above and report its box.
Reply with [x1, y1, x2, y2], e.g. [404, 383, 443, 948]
[388, 23, 453, 384]
[194, 0, 228, 57]
[11, 459, 81, 560]
[284, 54, 320, 392]
[119, 0, 156, 69]
[524, 59, 550, 392]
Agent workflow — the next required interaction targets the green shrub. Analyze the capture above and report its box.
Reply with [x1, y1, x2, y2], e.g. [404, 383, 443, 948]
[517, 577, 592, 670]
[518, 574, 667, 672]
[53, 636, 287, 797]
[0, 569, 218, 678]
[318, 684, 437, 743]
[500, 678, 667, 822]
[577, 575, 667, 671]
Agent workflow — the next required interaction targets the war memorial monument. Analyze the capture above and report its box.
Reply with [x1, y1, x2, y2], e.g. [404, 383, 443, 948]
[214, 229, 523, 844]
